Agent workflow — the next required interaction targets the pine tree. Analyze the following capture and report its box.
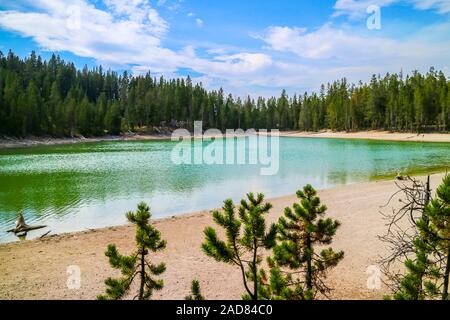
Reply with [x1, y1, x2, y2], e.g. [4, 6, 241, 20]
[263, 185, 344, 300]
[202, 193, 277, 300]
[393, 238, 435, 300]
[379, 176, 433, 300]
[414, 84, 425, 132]
[98, 202, 166, 300]
[104, 101, 122, 135]
[185, 280, 205, 300]
[422, 175, 450, 300]
[394, 175, 450, 300]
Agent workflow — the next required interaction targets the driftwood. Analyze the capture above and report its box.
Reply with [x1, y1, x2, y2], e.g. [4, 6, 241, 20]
[39, 230, 52, 239]
[6, 211, 47, 234]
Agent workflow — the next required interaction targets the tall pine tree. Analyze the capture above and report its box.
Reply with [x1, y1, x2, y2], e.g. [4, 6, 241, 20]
[262, 185, 344, 300]
[394, 175, 450, 300]
[422, 175, 450, 300]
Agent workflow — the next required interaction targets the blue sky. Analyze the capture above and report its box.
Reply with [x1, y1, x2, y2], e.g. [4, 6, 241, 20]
[0, 0, 449, 97]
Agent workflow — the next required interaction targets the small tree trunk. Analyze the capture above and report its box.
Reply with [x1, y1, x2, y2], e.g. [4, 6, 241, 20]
[306, 233, 313, 292]
[442, 248, 450, 300]
[416, 175, 431, 299]
[253, 239, 258, 301]
[233, 241, 254, 300]
[139, 247, 145, 300]
[424, 176, 431, 211]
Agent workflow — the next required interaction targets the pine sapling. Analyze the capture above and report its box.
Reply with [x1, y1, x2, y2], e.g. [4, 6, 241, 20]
[202, 193, 277, 300]
[98, 202, 166, 300]
[185, 280, 205, 300]
[263, 185, 344, 300]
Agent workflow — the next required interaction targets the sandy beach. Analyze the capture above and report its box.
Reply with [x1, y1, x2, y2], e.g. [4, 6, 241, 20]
[276, 131, 450, 143]
[0, 173, 447, 300]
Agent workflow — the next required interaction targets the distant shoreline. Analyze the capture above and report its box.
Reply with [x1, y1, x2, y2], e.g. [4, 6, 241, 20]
[1, 130, 450, 149]
[267, 130, 450, 143]
[0, 133, 172, 149]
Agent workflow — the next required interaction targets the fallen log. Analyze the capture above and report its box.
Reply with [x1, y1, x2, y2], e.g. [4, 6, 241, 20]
[6, 211, 47, 234]
[7, 225, 47, 233]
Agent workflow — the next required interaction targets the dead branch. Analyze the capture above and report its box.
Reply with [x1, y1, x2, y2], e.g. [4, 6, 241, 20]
[378, 175, 430, 290]
[39, 230, 52, 239]
[6, 211, 47, 234]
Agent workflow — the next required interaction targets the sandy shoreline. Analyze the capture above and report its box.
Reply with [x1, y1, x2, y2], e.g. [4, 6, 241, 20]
[1, 130, 450, 149]
[0, 173, 447, 300]
[276, 130, 450, 143]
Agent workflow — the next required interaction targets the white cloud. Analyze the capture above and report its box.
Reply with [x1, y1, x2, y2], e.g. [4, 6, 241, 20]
[254, 21, 450, 95]
[412, 0, 450, 13]
[212, 53, 272, 73]
[260, 24, 403, 61]
[0, 0, 449, 98]
[195, 18, 204, 28]
[147, 8, 169, 35]
[0, 0, 175, 70]
[260, 22, 450, 62]
[0, 0, 273, 94]
[104, 0, 169, 36]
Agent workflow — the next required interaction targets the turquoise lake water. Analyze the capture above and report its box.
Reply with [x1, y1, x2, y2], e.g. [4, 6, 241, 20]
[0, 137, 448, 243]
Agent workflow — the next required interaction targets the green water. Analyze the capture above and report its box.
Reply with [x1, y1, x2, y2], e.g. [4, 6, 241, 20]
[0, 137, 448, 243]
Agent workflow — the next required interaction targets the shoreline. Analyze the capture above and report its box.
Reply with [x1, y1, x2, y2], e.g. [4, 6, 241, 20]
[0, 133, 174, 149]
[1, 130, 450, 149]
[0, 173, 447, 300]
[275, 130, 450, 143]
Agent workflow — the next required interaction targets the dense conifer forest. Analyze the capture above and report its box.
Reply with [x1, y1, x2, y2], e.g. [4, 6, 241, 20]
[0, 50, 449, 137]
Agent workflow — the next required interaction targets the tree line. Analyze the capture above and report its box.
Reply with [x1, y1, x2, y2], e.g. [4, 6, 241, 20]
[0, 50, 449, 137]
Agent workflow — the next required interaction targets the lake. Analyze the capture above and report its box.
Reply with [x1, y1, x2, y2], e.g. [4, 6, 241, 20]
[0, 137, 449, 243]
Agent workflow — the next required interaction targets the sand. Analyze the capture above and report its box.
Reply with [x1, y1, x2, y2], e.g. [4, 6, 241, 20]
[0, 173, 447, 300]
[274, 131, 450, 143]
